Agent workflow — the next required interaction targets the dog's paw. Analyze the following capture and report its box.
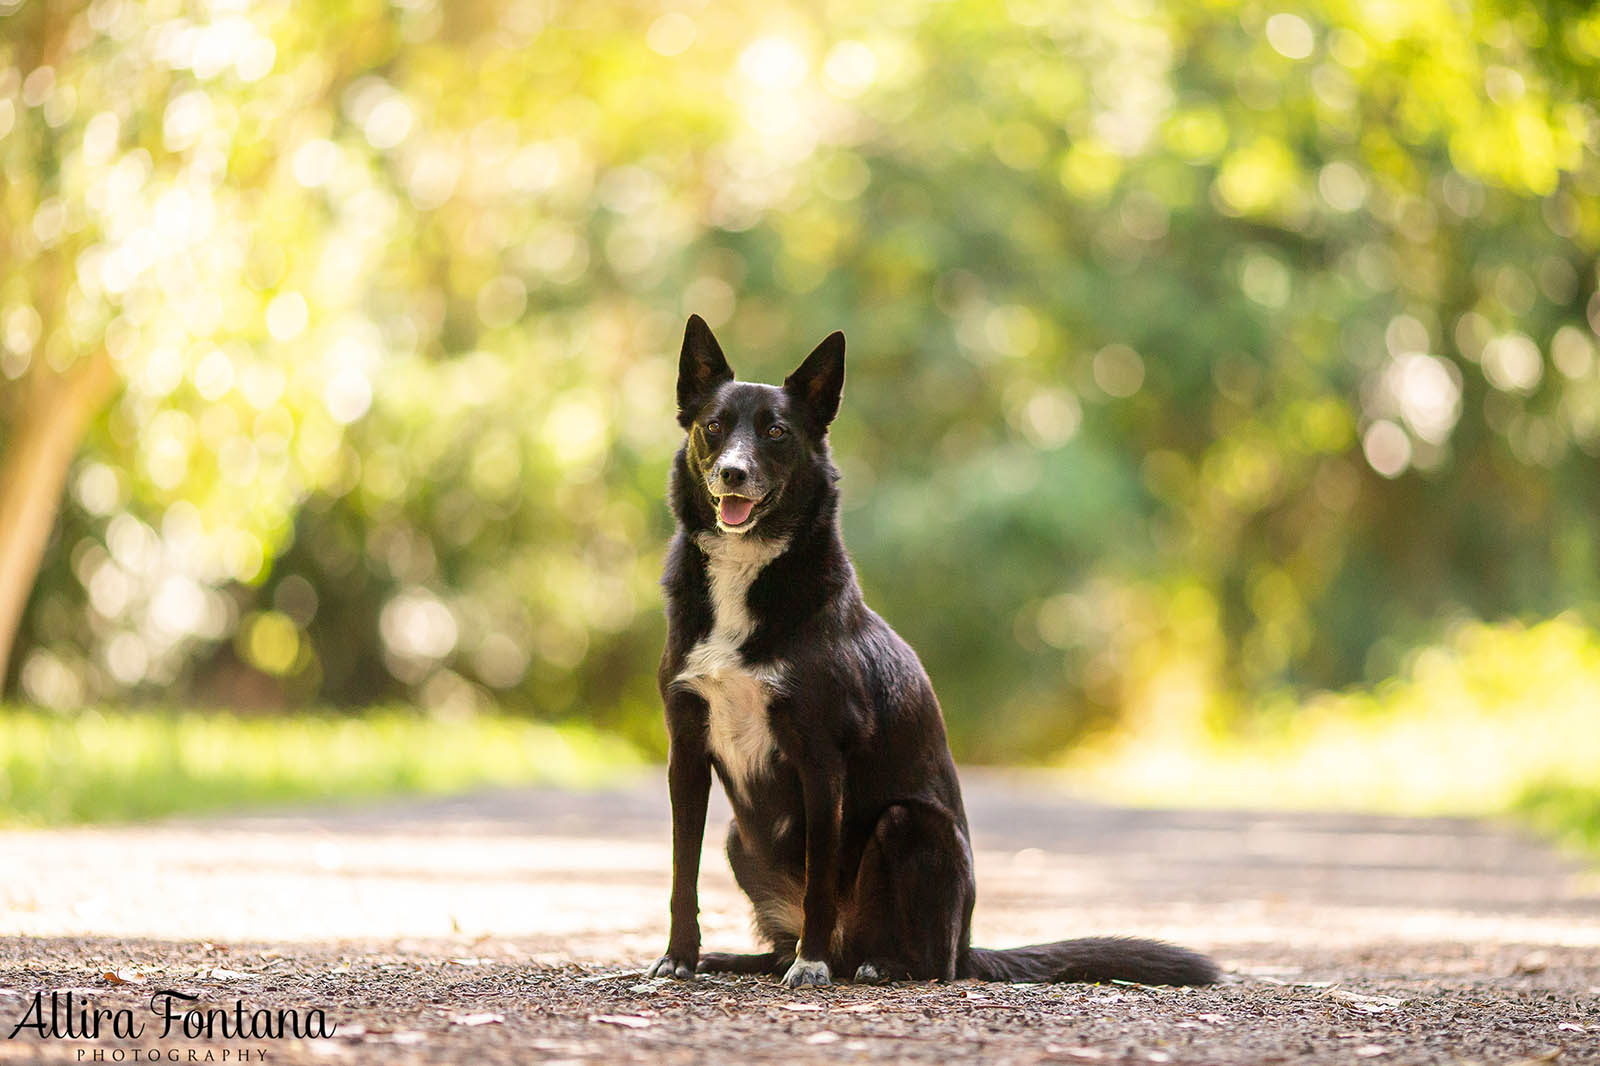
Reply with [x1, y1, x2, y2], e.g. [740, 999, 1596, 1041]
[782, 957, 831, 988]
[647, 953, 697, 980]
[853, 961, 883, 985]
[852, 958, 908, 984]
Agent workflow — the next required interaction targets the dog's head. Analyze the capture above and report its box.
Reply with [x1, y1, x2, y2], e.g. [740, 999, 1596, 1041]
[673, 314, 844, 537]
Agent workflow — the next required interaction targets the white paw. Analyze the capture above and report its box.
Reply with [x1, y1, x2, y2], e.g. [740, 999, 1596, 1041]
[647, 954, 695, 980]
[782, 957, 831, 988]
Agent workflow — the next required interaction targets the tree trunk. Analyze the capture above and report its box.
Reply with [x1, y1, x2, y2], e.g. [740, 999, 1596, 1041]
[0, 352, 118, 696]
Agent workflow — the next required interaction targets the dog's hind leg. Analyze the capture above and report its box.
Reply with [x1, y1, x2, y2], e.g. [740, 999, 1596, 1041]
[836, 803, 975, 982]
[714, 821, 802, 968]
[696, 950, 790, 975]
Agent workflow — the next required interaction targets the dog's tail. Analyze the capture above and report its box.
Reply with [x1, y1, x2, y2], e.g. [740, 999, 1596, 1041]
[958, 937, 1220, 986]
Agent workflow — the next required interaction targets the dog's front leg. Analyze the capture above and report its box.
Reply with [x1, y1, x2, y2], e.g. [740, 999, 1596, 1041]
[784, 752, 844, 988]
[649, 693, 711, 979]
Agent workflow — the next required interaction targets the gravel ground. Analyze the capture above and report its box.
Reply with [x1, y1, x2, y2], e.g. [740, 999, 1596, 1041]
[3, 771, 1599, 1065]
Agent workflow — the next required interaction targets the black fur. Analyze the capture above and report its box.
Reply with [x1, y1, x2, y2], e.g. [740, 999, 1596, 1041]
[648, 315, 1219, 988]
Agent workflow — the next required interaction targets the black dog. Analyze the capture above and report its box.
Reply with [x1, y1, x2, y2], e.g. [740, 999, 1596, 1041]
[648, 315, 1218, 988]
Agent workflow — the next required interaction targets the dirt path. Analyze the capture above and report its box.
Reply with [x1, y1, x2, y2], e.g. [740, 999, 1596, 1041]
[3, 771, 1598, 1064]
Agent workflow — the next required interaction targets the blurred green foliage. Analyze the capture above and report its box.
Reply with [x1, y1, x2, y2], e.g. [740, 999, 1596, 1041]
[1068, 615, 1600, 816]
[0, 705, 639, 824]
[1518, 780, 1600, 857]
[4, 0, 1600, 760]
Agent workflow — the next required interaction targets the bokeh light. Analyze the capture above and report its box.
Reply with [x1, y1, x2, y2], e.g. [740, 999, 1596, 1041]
[0, 0, 1595, 767]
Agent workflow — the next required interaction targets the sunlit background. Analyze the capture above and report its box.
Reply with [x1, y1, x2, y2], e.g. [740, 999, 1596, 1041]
[3, 0, 1600, 833]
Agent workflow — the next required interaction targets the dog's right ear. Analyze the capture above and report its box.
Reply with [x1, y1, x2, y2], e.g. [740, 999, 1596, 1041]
[677, 314, 733, 427]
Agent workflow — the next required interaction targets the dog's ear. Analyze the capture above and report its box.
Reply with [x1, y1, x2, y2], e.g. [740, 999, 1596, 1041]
[677, 314, 733, 427]
[784, 331, 845, 429]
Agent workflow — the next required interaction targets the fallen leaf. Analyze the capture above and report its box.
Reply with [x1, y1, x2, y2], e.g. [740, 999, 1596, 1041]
[1505, 1051, 1563, 1066]
[200, 967, 252, 981]
[836, 1002, 880, 1013]
[449, 1013, 503, 1027]
[781, 1003, 825, 1012]
[578, 970, 644, 984]
[805, 1031, 840, 1045]
[101, 970, 145, 985]
[528, 1038, 582, 1053]
[1329, 990, 1405, 1013]
[1559, 1023, 1585, 1033]
[1516, 951, 1551, 976]
[590, 1014, 652, 1029]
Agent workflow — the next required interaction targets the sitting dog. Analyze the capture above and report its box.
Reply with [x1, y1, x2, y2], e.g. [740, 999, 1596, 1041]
[648, 315, 1218, 988]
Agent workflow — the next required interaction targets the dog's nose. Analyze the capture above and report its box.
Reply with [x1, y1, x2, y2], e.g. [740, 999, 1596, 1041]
[718, 464, 748, 489]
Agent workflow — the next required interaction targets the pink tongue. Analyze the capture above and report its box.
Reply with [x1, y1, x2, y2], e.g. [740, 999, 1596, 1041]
[719, 496, 756, 526]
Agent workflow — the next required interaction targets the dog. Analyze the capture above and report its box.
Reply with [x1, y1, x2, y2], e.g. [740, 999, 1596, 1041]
[647, 315, 1219, 988]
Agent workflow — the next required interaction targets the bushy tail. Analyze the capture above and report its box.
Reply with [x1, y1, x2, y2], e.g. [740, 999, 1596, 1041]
[958, 937, 1219, 986]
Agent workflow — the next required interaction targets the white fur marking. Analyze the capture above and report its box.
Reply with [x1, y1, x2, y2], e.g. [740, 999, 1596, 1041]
[718, 438, 754, 473]
[755, 894, 805, 940]
[675, 533, 788, 802]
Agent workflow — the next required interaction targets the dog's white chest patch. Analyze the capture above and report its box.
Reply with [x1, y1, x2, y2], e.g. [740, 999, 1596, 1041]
[675, 533, 788, 800]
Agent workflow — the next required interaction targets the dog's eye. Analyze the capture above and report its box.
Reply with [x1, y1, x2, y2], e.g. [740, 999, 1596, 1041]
[704, 420, 722, 436]
[766, 424, 786, 440]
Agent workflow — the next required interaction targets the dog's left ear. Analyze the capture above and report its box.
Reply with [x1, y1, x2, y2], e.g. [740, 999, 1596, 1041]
[784, 331, 845, 429]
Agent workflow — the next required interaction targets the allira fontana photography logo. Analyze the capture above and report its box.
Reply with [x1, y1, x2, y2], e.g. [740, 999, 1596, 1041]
[7, 989, 337, 1060]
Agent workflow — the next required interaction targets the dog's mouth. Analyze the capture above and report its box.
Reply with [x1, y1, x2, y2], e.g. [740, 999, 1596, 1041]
[715, 493, 765, 530]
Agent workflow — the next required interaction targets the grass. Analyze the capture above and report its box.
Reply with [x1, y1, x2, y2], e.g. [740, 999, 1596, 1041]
[1065, 614, 1600, 856]
[0, 705, 642, 825]
[11, 615, 1600, 852]
[1516, 781, 1600, 856]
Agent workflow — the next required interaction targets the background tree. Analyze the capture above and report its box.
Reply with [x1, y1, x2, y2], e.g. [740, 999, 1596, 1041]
[1, 0, 410, 696]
